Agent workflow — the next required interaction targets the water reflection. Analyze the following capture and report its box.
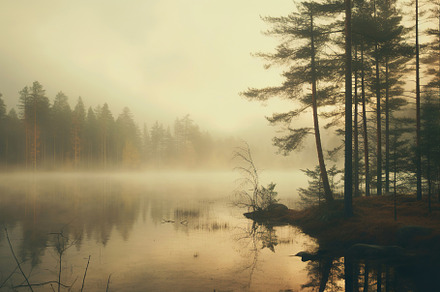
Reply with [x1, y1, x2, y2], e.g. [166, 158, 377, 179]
[233, 221, 314, 291]
[298, 248, 440, 291]
[0, 176, 141, 266]
[0, 174, 229, 266]
[0, 172, 313, 291]
[234, 222, 279, 290]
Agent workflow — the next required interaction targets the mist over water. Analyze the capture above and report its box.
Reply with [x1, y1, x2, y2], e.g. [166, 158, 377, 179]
[0, 171, 313, 291]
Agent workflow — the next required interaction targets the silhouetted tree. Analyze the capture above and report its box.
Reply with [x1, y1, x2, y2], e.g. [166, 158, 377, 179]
[345, 0, 353, 216]
[19, 82, 50, 170]
[242, 1, 344, 203]
[71, 97, 86, 168]
[420, 93, 440, 209]
[150, 121, 165, 167]
[116, 107, 141, 168]
[84, 107, 99, 167]
[96, 103, 114, 168]
[2, 109, 25, 166]
[142, 123, 151, 165]
[51, 91, 72, 165]
[415, 0, 422, 200]
[298, 165, 343, 207]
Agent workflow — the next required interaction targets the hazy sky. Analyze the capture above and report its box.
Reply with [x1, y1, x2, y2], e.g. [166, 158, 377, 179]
[0, 0, 298, 138]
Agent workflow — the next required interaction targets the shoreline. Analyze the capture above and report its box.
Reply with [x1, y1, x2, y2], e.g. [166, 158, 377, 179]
[245, 195, 440, 254]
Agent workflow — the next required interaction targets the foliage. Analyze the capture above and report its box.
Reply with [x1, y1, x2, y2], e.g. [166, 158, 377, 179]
[258, 183, 279, 212]
[298, 165, 343, 207]
[241, 1, 342, 154]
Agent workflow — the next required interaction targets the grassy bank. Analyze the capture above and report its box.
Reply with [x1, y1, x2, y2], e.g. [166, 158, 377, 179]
[247, 195, 440, 253]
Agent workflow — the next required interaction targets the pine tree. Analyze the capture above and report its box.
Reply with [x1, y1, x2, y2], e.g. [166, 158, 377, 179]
[84, 107, 99, 166]
[344, 0, 353, 216]
[415, 0, 422, 200]
[242, 1, 344, 203]
[51, 91, 72, 164]
[116, 107, 141, 167]
[20, 82, 50, 170]
[96, 103, 114, 168]
[420, 93, 440, 209]
[150, 121, 165, 167]
[72, 97, 86, 168]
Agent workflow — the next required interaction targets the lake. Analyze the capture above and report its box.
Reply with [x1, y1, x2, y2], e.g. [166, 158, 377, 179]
[0, 171, 316, 291]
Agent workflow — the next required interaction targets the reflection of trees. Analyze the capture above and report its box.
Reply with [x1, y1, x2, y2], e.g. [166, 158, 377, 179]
[0, 177, 141, 267]
[302, 257, 341, 292]
[238, 221, 278, 253]
[234, 221, 279, 290]
[300, 252, 440, 291]
[0, 175, 229, 268]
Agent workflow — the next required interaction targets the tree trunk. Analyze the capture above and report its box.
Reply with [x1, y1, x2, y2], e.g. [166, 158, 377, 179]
[361, 42, 371, 197]
[310, 11, 334, 203]
[428, 154, 432, 213]
[374, 0, 382, 196]
[345, 0, 353, 216]
[416, 0, 422, 201]
[385, 58, 390, 195]
[354, 46, 359, 198]
[376, 45, 382, 196]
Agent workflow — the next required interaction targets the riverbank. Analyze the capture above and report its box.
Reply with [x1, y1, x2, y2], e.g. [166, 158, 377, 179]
[245, 195, 440, 253]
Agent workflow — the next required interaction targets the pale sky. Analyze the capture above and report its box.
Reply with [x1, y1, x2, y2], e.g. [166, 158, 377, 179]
[0, 0, 297, 137]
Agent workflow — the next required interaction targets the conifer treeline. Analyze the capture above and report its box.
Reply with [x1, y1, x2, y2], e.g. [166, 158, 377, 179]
[0, 81, 235, 170]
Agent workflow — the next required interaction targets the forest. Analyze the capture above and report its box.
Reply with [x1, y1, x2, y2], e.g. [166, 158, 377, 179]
[234, 1, 440, 289]
[241, 0, 440, 207]
[0, 82, 238, 170]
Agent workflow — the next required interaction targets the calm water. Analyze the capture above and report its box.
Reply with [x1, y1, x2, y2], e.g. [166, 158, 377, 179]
[0, 171, 316, 291]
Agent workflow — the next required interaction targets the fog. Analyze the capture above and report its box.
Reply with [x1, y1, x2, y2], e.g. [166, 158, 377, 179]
[5, 0, 431, 290]
[0, 0, 296, 136]
[0, 171, 312, 291]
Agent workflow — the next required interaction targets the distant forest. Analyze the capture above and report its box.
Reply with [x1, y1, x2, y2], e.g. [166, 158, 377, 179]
[0, 81, 238, 170]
